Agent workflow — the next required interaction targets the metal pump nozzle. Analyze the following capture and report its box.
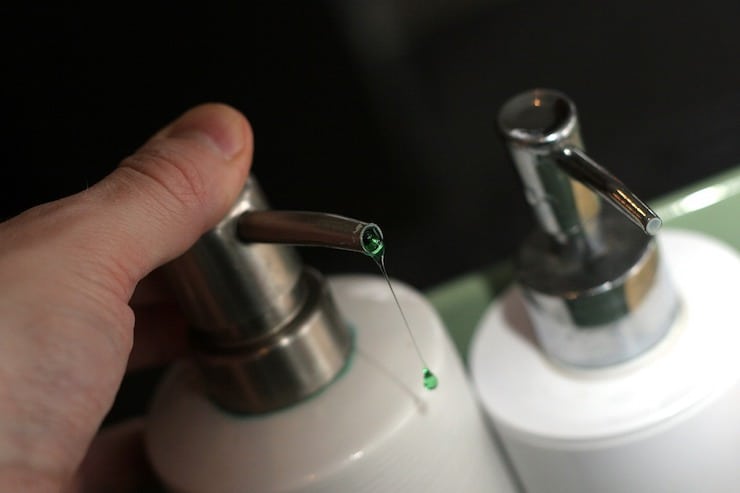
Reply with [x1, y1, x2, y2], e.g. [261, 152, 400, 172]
[498, 89, 680, 367]
[237, 210, 381, 254]
[166, 179, 381, 413]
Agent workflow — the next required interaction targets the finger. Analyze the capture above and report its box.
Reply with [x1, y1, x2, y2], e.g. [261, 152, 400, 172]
[1, 103, 253, 302]
[75, 418, 154, 493]
[0, 104, 252, 487]
[84, 102, 254, 301]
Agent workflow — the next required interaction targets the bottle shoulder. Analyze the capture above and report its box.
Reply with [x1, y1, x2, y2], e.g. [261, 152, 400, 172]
[470, 229, 740, 442]
[147, 275, 502, 492]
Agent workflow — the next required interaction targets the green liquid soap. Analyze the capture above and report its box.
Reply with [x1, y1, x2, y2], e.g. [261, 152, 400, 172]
[361, 224, 385, 259]
[423, 367, 438, 390]
[360, 224, 438, 391]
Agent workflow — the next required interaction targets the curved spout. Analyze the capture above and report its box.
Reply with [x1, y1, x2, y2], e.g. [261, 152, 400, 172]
[558, 146, 661, 235]
[498, 88, 662, 251]
[237, 210, 384, 257]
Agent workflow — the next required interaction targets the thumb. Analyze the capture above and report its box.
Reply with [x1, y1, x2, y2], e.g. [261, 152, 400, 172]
[86, 102, 254, 297]
[4, 103, 253, 300]
[0, 103, 252, 487]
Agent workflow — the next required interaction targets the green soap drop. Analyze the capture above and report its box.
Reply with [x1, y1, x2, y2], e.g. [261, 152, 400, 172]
[361, 224, 384, 259]
[423, 368, 438, 390]
[364, 229, 433, 391]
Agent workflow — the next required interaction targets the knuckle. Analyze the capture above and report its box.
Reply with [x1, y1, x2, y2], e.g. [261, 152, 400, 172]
[118, 143, 209, 220]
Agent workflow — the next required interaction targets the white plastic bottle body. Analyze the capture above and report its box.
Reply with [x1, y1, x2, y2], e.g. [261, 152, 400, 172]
[470, 230, 740, 493]
[147, 275, 516, 493]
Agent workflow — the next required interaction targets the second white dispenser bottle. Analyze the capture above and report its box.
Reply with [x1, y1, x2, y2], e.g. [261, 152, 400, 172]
[470, 89, 740, 493]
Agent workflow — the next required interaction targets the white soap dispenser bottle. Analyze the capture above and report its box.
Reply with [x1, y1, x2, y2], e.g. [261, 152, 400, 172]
[146, 179, 516, 493]
[470, 89, 740, 493]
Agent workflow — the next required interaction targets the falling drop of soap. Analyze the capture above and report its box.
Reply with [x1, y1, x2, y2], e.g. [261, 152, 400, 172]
[423, 367, 438, 390]
[361, 223, 438, 391]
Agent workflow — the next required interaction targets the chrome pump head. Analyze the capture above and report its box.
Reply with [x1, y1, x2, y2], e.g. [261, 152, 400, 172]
[166, 178, 381, 413]
[498, 89, 680, 367]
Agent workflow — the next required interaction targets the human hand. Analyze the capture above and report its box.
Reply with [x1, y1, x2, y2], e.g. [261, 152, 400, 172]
[0, 104, 253, 492]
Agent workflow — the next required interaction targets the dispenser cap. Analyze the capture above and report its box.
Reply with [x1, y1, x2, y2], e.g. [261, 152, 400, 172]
[497, 89, 678, 367]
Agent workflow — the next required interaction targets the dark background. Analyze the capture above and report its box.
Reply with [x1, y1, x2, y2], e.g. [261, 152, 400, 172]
[2, 1, 739, 290]
[2, 0, 739, 434]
